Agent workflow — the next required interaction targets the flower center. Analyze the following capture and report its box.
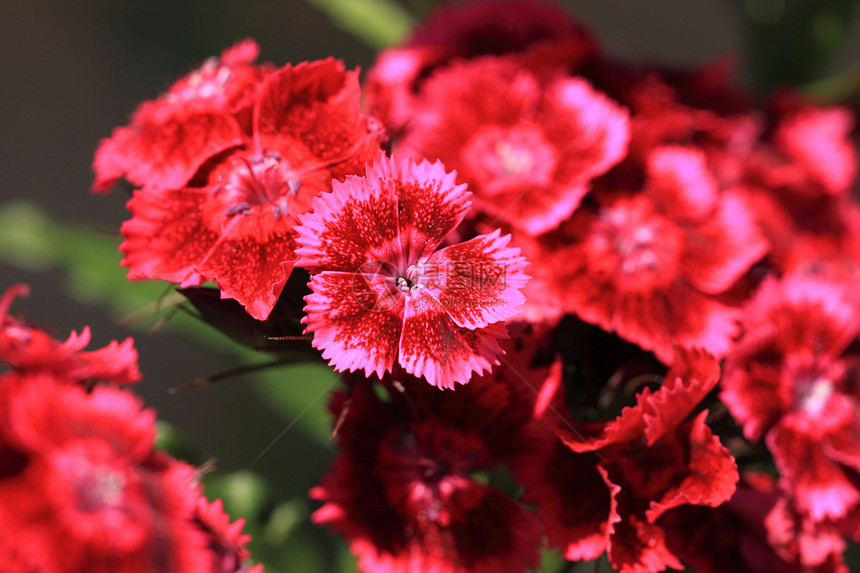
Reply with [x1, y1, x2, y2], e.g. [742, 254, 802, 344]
[587, 197, 684, 292]
[213, 152, 303, 219]
[70, 458, 126, 513]
[461, 124, 556, 195]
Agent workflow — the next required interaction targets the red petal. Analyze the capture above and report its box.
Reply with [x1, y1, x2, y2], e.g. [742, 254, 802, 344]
[425, 230, 528, 329]
[536, 74, 630, 183]
[645, 411, 739, 522]
[254, 58, 384, 181]
[196, 209, 299, 321]
[600, 464, 684, 573]
[398, 292, 505, 389]
[303, 271, 403, 379]
[120, 186, 218, 286]
[93, 102, 244, 193]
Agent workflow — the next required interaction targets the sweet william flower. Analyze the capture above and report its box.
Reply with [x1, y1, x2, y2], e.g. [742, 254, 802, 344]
[294, 156, 529, 389]
[311, 373, 543, 573]
[93, 39, 267, 193]
[116, 57, 385, 321]
[398, 56, 629, 235]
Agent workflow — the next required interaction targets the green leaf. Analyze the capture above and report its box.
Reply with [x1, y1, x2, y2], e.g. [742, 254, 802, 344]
[249, 362, 342, 451]
[304, 0, 415, 48]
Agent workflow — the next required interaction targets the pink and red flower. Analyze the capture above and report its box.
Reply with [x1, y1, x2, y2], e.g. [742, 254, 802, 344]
[722, 274, 860, 523]
[295, 156, 529, 388]
[521, 145, 767, 361]
[398, 56, 629, 235]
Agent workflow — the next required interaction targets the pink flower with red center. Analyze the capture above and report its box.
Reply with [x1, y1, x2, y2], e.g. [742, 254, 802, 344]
[722, 274, 860, 523]
[397, 56, 629, 235]
[114, 57, 385, 320]
[294, 156, 529, 389]
[516, 349, 739, 573]
[522, 145, 767, 362]
[311, 374, 543, 573]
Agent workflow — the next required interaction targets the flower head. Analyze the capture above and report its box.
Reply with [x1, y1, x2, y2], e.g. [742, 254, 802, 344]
[295, 156, 529, 388]
[112, 56, 385, 320]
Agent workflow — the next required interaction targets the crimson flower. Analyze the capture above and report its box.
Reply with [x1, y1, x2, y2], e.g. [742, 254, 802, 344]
[295, 156, 529, 389]
[516, 350, 739, 573]
[311, 370, 544, 573]
[111, 56, 385, 320]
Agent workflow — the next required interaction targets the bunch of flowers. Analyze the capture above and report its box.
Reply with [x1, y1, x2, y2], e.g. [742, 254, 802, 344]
[0, 284, 259, 572]
[4, 0, 857, 571]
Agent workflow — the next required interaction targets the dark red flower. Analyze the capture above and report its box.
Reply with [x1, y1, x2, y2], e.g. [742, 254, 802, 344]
[661, 472, 849, 573]
[295, 156, 529, 388]
[398, 56, 629, 235]
[311, 370, 544, 573]
[517, 350, 739, 573]
[117, 58, 385, 320]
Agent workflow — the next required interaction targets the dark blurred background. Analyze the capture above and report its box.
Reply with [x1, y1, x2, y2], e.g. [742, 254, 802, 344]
[0, 0, 858, 568]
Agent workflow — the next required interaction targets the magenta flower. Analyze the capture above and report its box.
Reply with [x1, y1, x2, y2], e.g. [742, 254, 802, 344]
[294, 156, 529, 389]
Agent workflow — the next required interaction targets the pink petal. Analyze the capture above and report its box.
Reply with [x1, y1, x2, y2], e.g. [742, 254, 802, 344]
[681, 190, 767, 294]
[398, 291, 506, 389]
[776, 107, 857, 195]
[367, 156, 471, 260]
[769, 417, 860, 521]
[424, 229, 528, 329]
[294, 174, 400, 274]
[303, 271, 404, 379]
[645, 146, 717, 222]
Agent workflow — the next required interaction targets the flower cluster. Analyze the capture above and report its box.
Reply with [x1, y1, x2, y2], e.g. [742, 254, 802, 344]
[0, 285, 260, 572]
[83, 0, 860, 571]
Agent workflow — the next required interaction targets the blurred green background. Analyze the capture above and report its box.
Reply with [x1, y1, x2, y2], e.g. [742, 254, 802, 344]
[1, 0, 859, 570]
